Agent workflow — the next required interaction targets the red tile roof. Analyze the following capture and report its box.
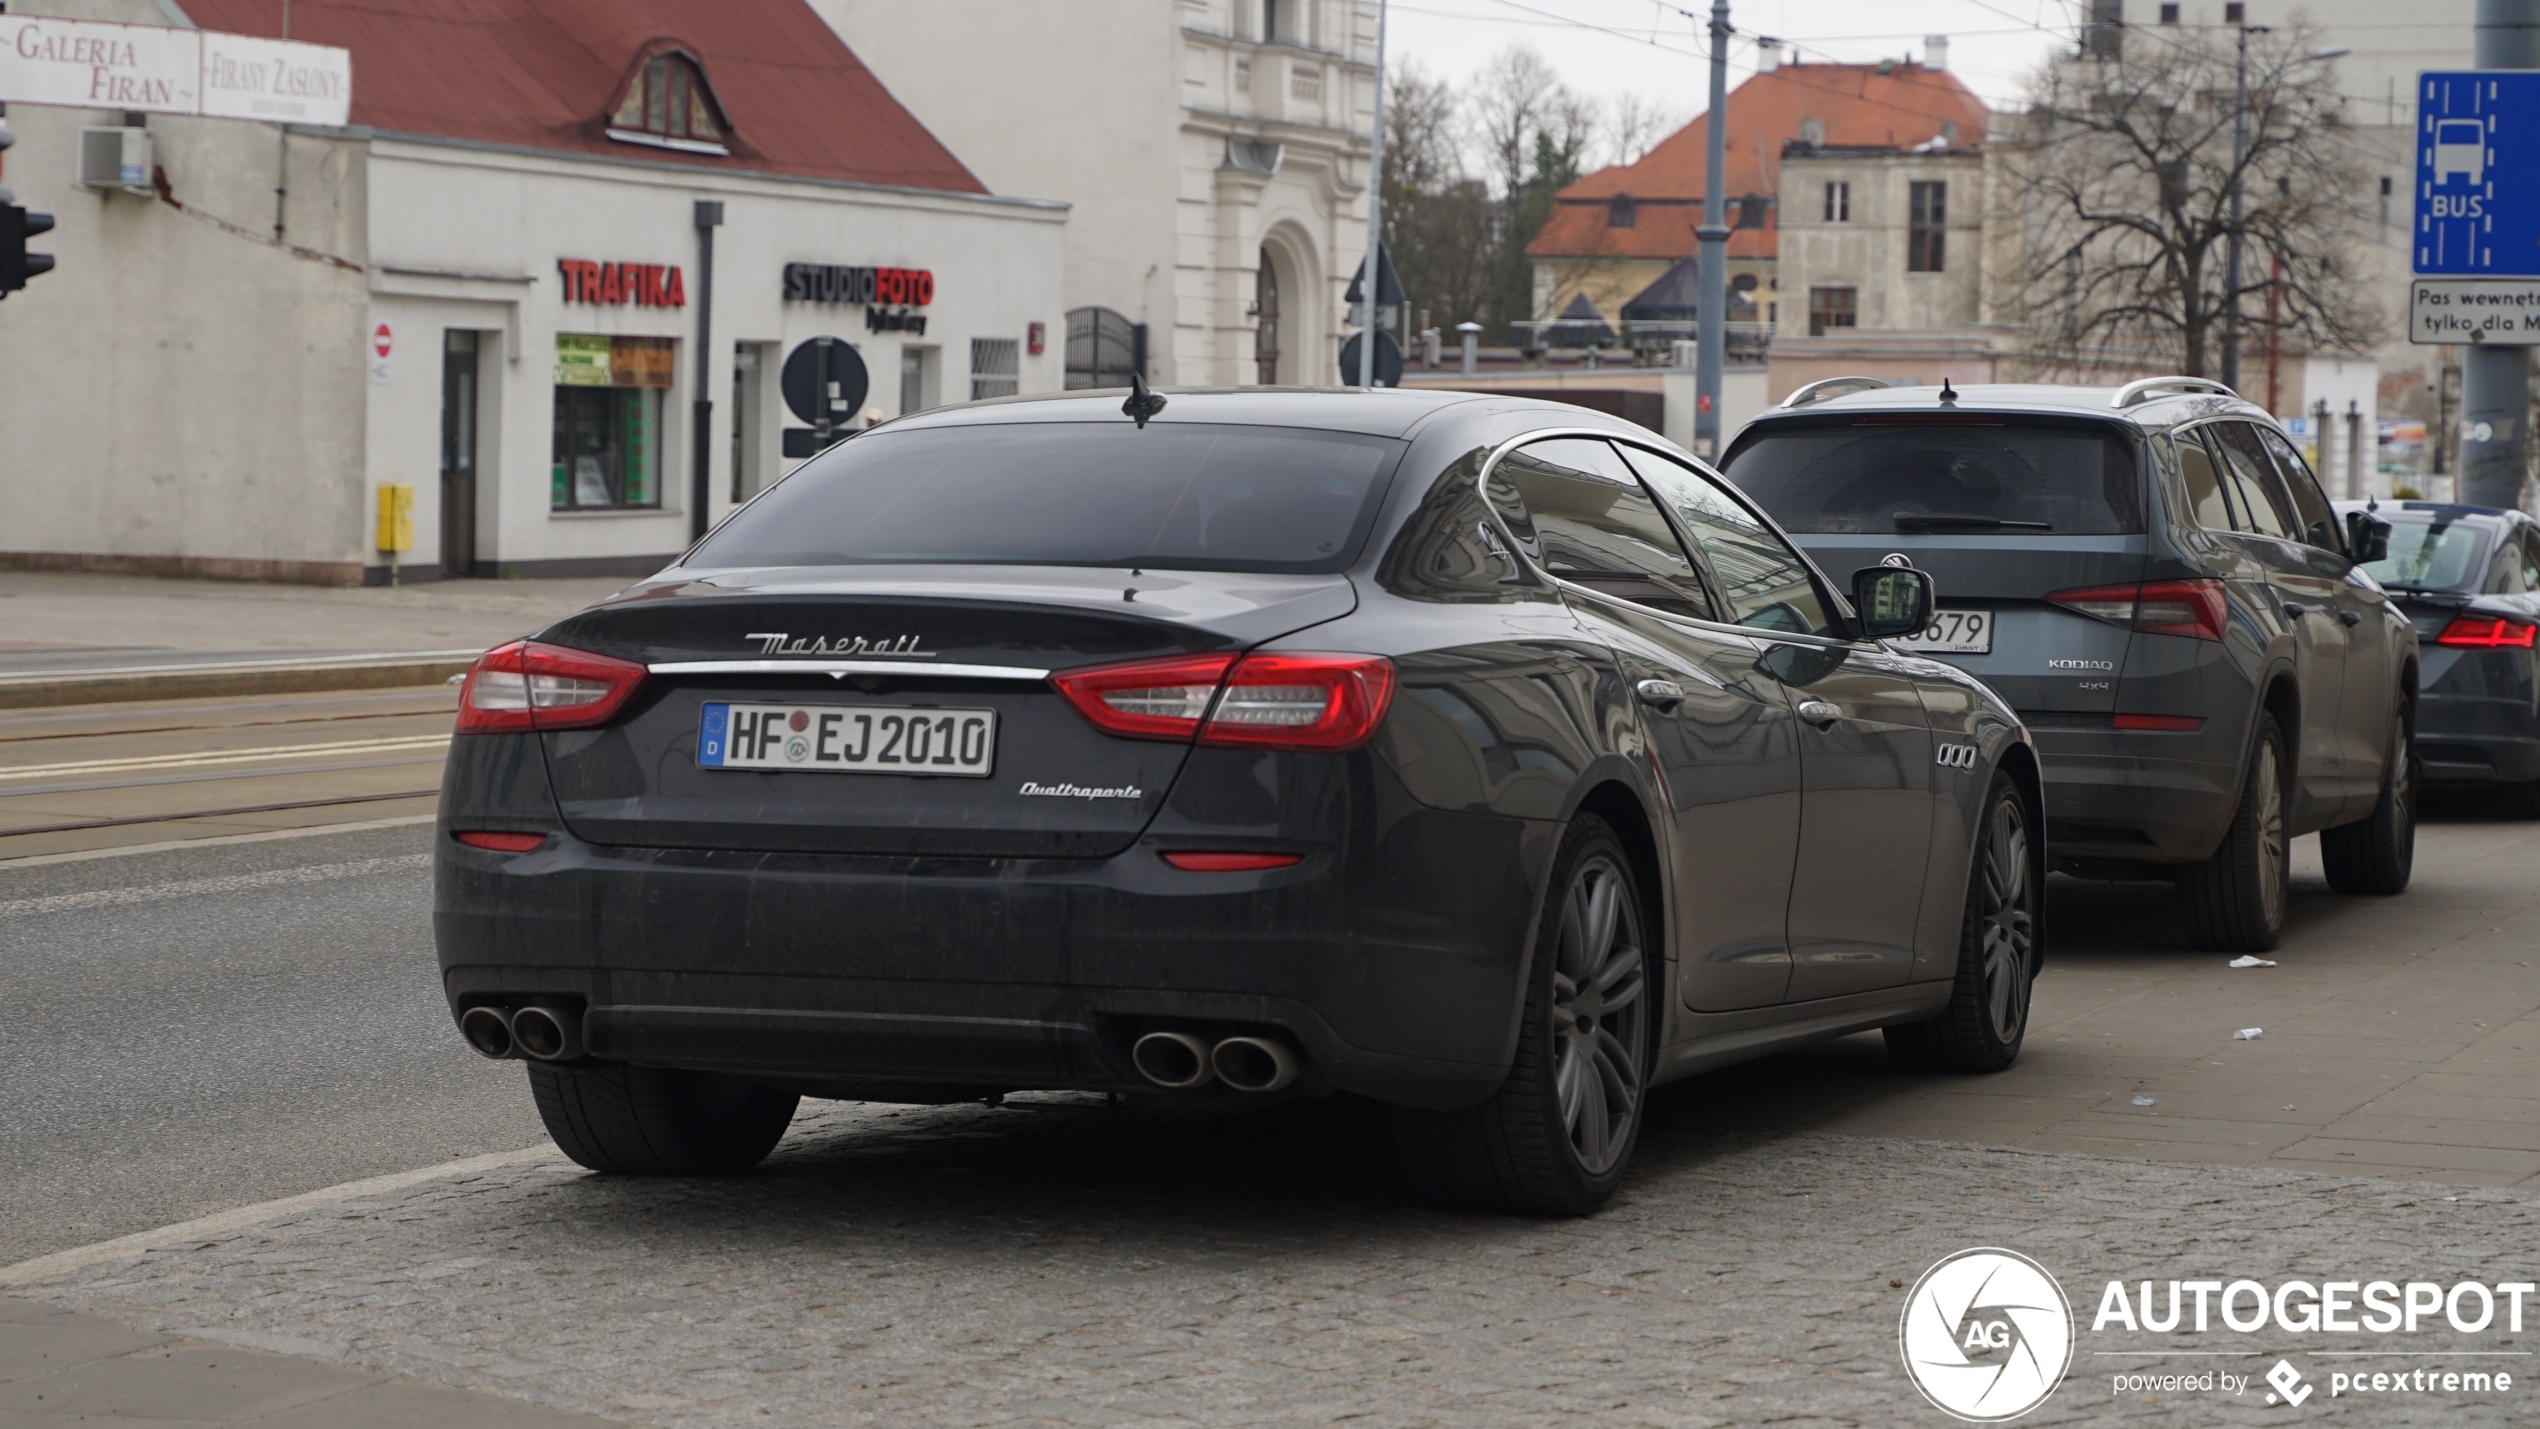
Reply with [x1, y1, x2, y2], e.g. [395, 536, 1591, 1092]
[1528, 61, 1986, 262]
[181, 0, 985, 194]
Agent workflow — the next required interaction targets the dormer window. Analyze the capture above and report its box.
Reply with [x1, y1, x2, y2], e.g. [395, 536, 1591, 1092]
[1608, 194, 1638, 229]
[607, 52, 729, 156]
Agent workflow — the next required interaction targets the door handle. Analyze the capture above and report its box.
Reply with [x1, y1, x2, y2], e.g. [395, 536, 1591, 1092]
[2336, 609, 2362, 628]
[1796, 699, 1842, 726]
[1635, 678, 1686, 709]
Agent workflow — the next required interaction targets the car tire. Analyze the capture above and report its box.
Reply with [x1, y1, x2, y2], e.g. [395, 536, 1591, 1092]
[2321, 707, 2416, 895]
[2177, 713, 2291, 952]
[1391, 814, 1652, 1216]
[528, 1062, 799, 1176]
[1884, 772, 2038, 1074]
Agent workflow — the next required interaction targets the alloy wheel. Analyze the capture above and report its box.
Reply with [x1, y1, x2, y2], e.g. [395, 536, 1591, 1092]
[1551, 854, 1647, 1176]
[1979, 795, 2034, 1045]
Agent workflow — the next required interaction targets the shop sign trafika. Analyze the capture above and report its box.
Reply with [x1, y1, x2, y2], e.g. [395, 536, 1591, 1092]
[0, 16, 349, 127]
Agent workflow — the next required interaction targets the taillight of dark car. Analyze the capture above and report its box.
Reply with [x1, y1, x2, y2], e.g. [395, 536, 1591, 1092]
[2048, 579, 2229, 642]
[455, 640, 650, 734]
[2435, 614, 2539, 649]
[1051, 651, 1396, 752]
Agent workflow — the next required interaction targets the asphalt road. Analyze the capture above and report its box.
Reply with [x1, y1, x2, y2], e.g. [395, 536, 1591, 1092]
[0, 821, 546, 1264]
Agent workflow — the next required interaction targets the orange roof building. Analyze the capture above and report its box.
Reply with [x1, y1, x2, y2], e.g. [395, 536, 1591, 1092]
[1526, 55, 1988, 337]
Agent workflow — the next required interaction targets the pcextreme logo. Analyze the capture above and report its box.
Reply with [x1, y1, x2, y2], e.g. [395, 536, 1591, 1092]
[1900, 1248, 2077, 1421]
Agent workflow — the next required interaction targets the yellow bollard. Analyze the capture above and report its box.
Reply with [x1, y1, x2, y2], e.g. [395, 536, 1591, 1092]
[376, 483, 413, 587]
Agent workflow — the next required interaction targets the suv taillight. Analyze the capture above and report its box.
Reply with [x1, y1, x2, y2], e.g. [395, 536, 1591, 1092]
[2048, 579, 2228, 642]
[2436, 614, 2539, 649]
[454, 640, 649, 734]
[1051, 651, 1396, 752]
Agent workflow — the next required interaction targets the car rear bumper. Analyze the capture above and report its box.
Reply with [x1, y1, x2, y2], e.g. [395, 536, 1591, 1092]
[2028, 726, 2239, 863]
[2416, 694, 2540, 784]
[433, 815, 1554, 1112]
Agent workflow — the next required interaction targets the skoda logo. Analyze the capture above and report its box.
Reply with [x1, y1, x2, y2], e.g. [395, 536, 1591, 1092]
[1899, 1248, 2073, 1422]
[1881, 552, 1915, 569]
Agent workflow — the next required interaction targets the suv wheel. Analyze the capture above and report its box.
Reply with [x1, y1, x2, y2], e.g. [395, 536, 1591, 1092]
[1392, 814, 1651, 1216]
[2321, 707, 2416, 895]
[1886, 772, 2037, 1073]
[2178, 713, 2290, 951]
[529, 1062, 800, 1175]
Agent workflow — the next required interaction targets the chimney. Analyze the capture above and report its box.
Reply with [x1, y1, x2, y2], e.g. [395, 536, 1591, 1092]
[1925, 34, 1949, 72]
[1755, 38, 1779, 72]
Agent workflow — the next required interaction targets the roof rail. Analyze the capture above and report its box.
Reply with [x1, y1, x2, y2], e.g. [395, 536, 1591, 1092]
[2110, 376, 2237, 409]
[1778, 376, 1892, 409]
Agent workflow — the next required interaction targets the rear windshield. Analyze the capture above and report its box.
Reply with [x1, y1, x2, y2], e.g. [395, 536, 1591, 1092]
[688, 422, 1403, 573]
[2364, 513, 2494, 592]
[1721, 420, 2144, 535]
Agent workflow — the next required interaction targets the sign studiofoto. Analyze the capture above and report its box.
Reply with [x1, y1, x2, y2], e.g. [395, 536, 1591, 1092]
[2408, 70, 2540, 344]
[0, 16, 350, 127]
[780, 262, 933, 334]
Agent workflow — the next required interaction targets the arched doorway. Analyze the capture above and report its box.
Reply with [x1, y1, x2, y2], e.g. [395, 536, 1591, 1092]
[1253, 248, 1281, 386]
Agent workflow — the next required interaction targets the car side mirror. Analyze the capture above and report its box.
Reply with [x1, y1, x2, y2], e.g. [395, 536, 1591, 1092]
[2344, 510, 2391, 565]
[1852, 566, 1935, 641]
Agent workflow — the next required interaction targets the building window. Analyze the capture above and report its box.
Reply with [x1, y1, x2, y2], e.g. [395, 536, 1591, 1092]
[1909, 181, 1947, 272]
[1734, 194, 1770, 229]
[1823, 181, 1850, 223]
[552, 334, 672, 510]
[1262, 0, 1285, 41]
[2159, 2, 2180, 20]
[2224, 2, 2244, 20]
[970, 338, 1019, 401]
[607, 52, 727, 155]
[1255, 248, 1281, 384]
[1808, 287, 1858, 337]
[1609, 193, 1638, 229]
[1290, 63, 1321, 101]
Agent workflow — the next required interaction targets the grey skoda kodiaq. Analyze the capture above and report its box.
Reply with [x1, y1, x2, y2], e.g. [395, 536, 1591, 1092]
[1720, 377, 2419, 951]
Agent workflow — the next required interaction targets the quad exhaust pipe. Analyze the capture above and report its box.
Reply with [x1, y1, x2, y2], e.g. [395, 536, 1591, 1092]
[458, 1004, 583, 1063]
[1130, 1030, 1301, 1094]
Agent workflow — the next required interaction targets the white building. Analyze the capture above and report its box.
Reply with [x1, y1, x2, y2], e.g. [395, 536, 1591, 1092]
[0, 0, 1065, 583]
[817, 0, 1379, 390]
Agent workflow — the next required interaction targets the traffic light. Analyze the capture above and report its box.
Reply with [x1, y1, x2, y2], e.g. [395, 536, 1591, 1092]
[0, 202, 56, 297]
[0, 118, 56, 298]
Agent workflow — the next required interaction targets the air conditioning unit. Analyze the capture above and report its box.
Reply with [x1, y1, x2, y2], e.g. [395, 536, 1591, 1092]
[78, 127, 154, 195]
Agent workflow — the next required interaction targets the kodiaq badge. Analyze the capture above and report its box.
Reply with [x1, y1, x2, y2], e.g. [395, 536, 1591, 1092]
[746, 632, 934, 658]
[2047, 658, 2114, 671]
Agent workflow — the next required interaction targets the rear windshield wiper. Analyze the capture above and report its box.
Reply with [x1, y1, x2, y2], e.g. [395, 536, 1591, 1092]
[1892, 513, 2054, 532]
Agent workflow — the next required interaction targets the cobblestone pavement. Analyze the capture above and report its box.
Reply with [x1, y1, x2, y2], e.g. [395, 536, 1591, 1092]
[10, 1091, 2534, 1428]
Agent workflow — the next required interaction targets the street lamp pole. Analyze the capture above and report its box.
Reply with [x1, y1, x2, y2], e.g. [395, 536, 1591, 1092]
[1694, 0, 1731, 458]
[2462, 0, 2540, 508]
[2220, 23, 2262, 393]
[1357, 0, 1389, 390]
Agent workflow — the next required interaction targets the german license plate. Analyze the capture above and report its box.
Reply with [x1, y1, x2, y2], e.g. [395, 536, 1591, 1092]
[1894, 609, 1992, 654]
[698, 703, 996, 776]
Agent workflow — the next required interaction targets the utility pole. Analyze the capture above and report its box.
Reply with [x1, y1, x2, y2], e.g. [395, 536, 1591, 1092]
[2220, 22, 2265, 393]
[1357, 0, 1388, 390]
[1694, 0, 1731, 458]
[2463, 0, 2540, 509]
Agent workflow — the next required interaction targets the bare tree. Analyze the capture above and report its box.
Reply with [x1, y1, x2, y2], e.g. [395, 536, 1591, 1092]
[1467, 44, 1595, 334]
[1382, 63, 1496, 330]
[1601, 91, 1678, 169]
[2002, 24, 2380, 380]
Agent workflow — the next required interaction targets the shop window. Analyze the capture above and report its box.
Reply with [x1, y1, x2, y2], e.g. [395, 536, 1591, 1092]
[1909, 181, 1947, 272]
[1807, 287, 1857, 337]
[607, 52, 728, 156]
[553, 334, 672, 510]
[970, 338, 1019, 401]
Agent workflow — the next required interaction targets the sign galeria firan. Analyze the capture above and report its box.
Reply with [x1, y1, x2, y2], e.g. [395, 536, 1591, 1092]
[0, 16, 351, 127]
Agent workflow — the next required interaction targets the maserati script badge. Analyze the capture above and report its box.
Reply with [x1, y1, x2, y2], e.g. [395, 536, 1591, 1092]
[745, 632, 935, 658]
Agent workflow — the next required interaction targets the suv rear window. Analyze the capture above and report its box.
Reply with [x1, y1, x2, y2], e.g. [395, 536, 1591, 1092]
[1722, 420, 2144, 535]
[688, 422, 1403, 573]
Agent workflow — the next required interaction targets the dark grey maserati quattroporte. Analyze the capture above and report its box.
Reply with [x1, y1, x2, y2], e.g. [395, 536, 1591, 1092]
[436, 388, 2043, 1214]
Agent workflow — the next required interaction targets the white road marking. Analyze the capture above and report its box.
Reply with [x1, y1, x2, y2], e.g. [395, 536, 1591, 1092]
[0, 1145, 563, 1288]
[0, 814, 438, 868]
[0, 734, 451, 781]
[0, 853, 431, 918]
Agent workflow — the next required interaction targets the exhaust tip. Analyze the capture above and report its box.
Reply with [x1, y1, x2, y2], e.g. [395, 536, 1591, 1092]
[1212, 1035, 1300, 1094]
[459, 1006, 516, 1060]
[509, 1005, 581, 1062]
[1131, 1030, 1215, 1089]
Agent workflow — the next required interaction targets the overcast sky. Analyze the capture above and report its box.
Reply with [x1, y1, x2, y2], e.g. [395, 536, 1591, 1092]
[1385, 0, 2078, 135]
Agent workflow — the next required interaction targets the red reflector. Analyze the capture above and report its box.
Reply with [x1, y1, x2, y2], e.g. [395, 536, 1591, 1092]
[454, 831, 549, 852]
[455, 640, 649, 734]
[1161, 851, 1303, 872]
[2436, 614, 2540, 649]
[2111, 713, 2204, 732]
[1051, 651, 1395, 752]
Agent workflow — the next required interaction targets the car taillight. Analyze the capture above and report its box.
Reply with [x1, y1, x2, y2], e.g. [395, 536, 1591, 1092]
[2436, 614, 2539, 649]
[2047, 579, 2228, 642]
[1050, 651, 1396, 752]
[454, 640, 649, 734]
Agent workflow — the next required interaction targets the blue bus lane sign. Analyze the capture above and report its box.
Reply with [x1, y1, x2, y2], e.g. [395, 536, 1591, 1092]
[2411, 71, 2540, 343]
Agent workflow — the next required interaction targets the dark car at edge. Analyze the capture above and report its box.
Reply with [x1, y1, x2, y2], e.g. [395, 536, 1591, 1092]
[435, 388, 2043, 1214]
